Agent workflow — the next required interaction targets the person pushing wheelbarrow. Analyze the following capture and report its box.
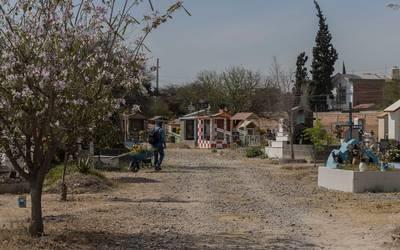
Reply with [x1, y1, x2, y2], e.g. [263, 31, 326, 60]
[148, 121, 166, 171]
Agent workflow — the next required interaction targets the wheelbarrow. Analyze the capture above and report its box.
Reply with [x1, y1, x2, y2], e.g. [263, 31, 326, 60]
[128, 150, 154, 172]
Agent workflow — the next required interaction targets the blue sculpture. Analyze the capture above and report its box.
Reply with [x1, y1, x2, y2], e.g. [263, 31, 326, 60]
[325, 139, 379, 169]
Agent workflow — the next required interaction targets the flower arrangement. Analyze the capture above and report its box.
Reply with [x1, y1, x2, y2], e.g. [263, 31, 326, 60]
[386, 148, 400, 162]
[130, 144, 146, 154]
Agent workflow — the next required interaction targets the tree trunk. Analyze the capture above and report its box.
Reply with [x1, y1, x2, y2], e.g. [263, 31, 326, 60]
[289, 112, 295, 160]
[29, 181, 44, 237]
[60, 153, 68, 201]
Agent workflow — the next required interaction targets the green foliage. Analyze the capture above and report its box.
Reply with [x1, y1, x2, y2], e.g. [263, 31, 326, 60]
[92, 119, 122, 149]
[304, 119, 334, 151]
[387, 149, 400, 162]
[45, 161, 105, 188]
[148, 98, 174, 118]
[294, 52, 308, 106]
[381, 80, 400, 109]
[77, 157, 94, 174]
[211, 149, 218, 153]
[310, 0, 338, 111]
[45, 164, 78, 188]
[246, 147, 263, 158]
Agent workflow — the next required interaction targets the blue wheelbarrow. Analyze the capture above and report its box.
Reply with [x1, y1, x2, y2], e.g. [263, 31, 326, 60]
[128, 150, 154, 172]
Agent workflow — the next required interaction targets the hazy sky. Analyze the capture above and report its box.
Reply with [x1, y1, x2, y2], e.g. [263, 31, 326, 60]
[141, 0, 400, 85]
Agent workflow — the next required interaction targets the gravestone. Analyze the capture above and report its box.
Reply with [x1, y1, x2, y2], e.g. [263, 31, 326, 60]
[265, 118, 290, 158]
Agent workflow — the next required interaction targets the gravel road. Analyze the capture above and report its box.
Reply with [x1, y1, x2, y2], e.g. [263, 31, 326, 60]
[1, 148, 400, 249]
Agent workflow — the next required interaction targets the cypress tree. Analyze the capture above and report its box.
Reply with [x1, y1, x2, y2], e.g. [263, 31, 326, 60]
[294, 52, 308, 106]
[342, 61, 347, 74]
[310, 0, 338, 111]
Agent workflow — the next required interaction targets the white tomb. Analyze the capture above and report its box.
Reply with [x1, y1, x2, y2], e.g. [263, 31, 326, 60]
[265, 119, 290, 158]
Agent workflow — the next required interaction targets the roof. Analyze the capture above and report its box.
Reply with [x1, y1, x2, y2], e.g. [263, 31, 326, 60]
[384, 99, 400, 112]
[122, 112, 147, 120]
[149, 116, 168, 121]
[355, 73, 386, 80]
[333, 73, 387, 81]
[180, 108, 209, 120]
[231, 112, 259, 121]
[353, 103, 375, 110]
[196, 111, 231, 120]
[237, 120, 258, 129]
[377, 112, 388, 118]
[210, 111, 231, 119]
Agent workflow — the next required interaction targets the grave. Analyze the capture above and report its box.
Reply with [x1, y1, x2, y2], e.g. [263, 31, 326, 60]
[265, 119, 289, 158]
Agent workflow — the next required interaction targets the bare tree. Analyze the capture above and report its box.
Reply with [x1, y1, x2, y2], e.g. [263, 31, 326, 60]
[269, 56, 295, 93]
[221, 67, 262, 113]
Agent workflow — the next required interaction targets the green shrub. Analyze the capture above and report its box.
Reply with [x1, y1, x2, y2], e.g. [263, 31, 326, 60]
[387, 149, 400, 162]
[77, 157, 93, 174]
[45, 161, 105, 188]
[211, 148, 218, 153]
[45, 163, 78, 187]
[246, 147, 263, 158]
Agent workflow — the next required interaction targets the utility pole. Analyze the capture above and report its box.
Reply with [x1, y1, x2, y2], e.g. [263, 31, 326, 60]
[156, 58, 159, 96]
[348, 102, 353, 140]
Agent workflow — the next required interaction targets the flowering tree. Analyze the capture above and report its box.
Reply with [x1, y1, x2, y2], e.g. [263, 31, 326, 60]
[0, 0, 186, 236]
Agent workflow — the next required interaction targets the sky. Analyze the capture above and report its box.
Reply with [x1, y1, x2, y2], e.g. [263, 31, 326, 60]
[138, 0, 400, 86]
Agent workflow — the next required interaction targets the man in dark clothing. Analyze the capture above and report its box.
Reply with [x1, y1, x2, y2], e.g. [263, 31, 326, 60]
[153, 121, 166, 171]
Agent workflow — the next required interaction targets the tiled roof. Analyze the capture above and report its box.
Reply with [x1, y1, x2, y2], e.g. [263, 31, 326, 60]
[353, 103, 375, 110]
[231, 112, 257, 121]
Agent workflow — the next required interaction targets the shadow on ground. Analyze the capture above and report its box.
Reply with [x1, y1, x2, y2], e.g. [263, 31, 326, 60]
[108, 196, 197, 204]
[265, 237, 319, 249]
[111, 177, 160, 184]
[6, 229, 319, 249]
[167, 166, 232, 172]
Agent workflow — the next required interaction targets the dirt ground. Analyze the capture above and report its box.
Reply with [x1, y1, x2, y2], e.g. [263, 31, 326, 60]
[1, 148, 400, 249]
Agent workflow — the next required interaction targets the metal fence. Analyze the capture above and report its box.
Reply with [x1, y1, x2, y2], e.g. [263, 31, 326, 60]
[240, 135, 261, 146]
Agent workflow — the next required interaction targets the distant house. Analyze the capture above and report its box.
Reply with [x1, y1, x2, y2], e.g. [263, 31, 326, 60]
[380, 99, 400, 141]
[179, 108, 209, 146]
[328, 72, 387, 111]
[231, 112, 261, 146]
[179, 108, 232, 148]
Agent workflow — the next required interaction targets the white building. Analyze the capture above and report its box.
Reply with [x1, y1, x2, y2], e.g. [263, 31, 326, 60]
[328, 73, 387, 111]
[380, 99, 400, 141]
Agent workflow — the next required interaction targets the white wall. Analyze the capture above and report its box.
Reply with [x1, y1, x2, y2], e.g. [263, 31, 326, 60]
[388, 110, 400, 140]
[378, 117, 388, 141]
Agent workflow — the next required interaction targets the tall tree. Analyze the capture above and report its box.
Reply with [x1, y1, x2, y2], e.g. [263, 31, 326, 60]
[294, 52, 309, 106]
[310, 0, 338, 111]
[0, 0, 186, 237]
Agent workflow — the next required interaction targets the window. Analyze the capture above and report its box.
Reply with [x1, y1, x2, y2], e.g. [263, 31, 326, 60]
[339, 88, 346, 104]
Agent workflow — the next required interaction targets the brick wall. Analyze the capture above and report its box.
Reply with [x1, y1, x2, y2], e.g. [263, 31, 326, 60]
[315, 111, 380, 137]
[352, 80, 385, 107]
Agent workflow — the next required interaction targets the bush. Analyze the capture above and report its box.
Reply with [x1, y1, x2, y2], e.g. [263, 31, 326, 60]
[77, 157, 93, 174]
[246, 147, 263, 158]
[387, 149, 400, 162]
[45, 161, 105, 189]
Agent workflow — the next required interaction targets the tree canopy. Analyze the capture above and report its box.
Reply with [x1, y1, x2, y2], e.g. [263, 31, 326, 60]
[310, 0, 338, 111]
[0, 0, 186, 236]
